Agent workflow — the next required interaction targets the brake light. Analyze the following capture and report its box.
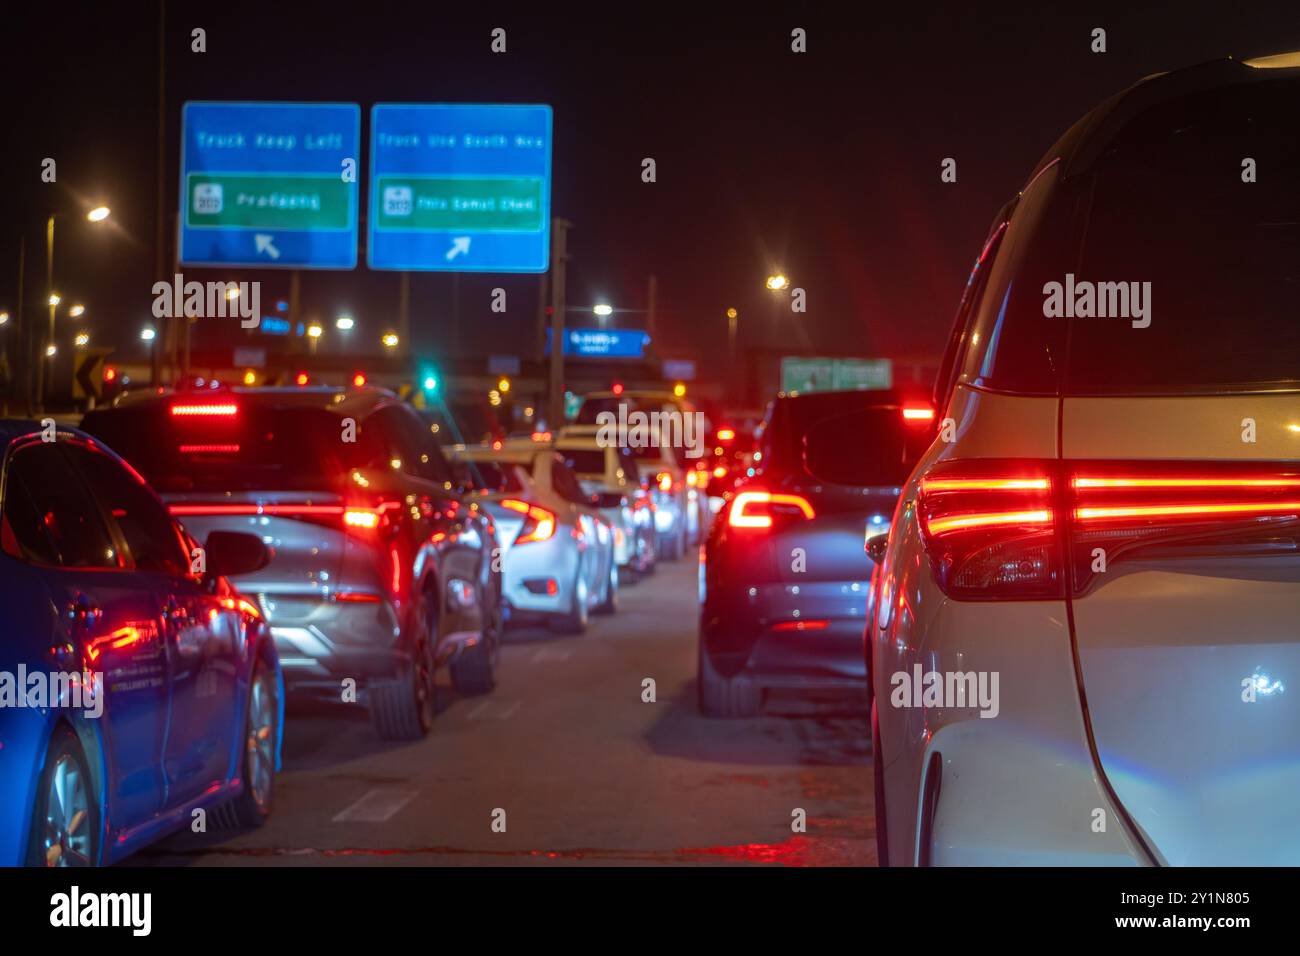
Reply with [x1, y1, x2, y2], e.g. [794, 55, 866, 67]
[171, 402, 238, 417]
[352, 372, 367, 387]
[656, 472, 674, 493]
[500, 498, 557, 545]
[917, 459, 1300, 600]
[728, 490, 816, 529]
[771, 619, 829, 632]
[716, 428, 736, 442]
[103, 366, 117, 383]
[344, 510, 382, 530]
[179, 443, 240, 454]
[902, 406, 935, 422]
[295, 372, 309, 386]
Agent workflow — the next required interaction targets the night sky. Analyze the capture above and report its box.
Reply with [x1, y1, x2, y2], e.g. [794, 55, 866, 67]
[2, 0, 1299, 374]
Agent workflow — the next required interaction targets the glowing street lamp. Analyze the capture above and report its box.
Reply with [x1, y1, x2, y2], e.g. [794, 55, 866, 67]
[86, 206, 111, 223]
[765, 274, 789, 292]
[68, 304, 85, 318]
[0, 312, 9, 326]
[336, 315, 355, 331]
[44, 344, 57, 358]
[593, 303, 613, 317]
[48, 293, 61, 307]
[140, 326, 157, 342]
[381, 332, 399, 350]
[74, 332, 89, 348]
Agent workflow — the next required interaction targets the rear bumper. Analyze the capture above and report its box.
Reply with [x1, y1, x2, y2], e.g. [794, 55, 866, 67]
[700, 580, 871, 689]
[256, 591, 406, 691]
[501, 535, 580, 617]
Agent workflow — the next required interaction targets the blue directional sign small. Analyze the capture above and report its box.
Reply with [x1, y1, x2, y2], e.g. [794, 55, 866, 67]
[369, 104, 552, 273]
[547, 328, 651, 359]
[179, 102, 361, 270]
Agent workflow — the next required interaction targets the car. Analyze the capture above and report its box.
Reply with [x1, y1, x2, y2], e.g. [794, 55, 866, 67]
[0, 420, 280, 866]
[80, 385, 504, 741]
[871, 55, 1300, 866]
[554, 434, 657, 582]
[449, 441, 619, 633]
[697, 390, 934, 717]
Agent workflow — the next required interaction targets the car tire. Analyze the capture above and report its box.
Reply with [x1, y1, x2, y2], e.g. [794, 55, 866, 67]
[370, 594, 436, 740]
[594, 560, 619, 615]
[27, 726, 99, 867]
[450, 585, 500, 695]
[223, 652, 278, 829]
[872, 698, 890, 866]
[697, 638, 760, 717]
[550, 576, 589, 634]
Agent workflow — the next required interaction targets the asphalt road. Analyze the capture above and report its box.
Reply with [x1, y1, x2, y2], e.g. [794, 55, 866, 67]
[136, 553, 877, 866]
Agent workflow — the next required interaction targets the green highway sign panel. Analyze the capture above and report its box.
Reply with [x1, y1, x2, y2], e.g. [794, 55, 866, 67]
[781, 357, 893, 394]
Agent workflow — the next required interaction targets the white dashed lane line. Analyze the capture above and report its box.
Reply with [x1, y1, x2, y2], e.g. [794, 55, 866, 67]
[332, 789, 419, 823]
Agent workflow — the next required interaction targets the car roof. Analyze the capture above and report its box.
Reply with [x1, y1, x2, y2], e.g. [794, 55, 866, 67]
[452, 444, 542, 466]
[95, 385, 401, 418]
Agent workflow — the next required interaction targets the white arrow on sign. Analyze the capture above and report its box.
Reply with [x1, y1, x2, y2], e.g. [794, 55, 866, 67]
[254, 234, 281, 260]
[446, 237, 471, 262]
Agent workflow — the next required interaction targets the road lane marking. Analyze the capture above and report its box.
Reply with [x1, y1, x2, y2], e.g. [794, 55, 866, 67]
[332, 788, 418, 823]
[467, 700, 522, 720]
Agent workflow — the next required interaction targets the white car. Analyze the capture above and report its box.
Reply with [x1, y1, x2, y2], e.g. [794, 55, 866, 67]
[871, 56, 1300, 866]
[450, 442, 619, 633]
[553, 434, 657, 581]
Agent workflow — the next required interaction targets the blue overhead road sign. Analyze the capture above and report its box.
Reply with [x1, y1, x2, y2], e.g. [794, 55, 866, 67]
[179, 102, 361, 269]
[368, 104, 552, 272]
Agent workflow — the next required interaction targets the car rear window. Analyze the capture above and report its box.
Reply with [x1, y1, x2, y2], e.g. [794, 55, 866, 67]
[765, 391, 932, 483]
[81, 402, 383, 493]
[1064, 79, 1300, 394]
[560, 448, 607, 475]
[961, 77, 1300, 398]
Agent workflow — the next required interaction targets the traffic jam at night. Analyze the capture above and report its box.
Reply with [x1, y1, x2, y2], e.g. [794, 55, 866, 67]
[0, 1, 1298, 936]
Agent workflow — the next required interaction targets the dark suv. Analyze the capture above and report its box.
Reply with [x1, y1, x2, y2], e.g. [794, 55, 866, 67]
[82, 386, 504, 740]
[698, 388, 934, 716]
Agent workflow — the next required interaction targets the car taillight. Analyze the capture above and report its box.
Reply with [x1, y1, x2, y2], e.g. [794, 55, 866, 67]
[902, 406, 935, 422]
[344, 509, 382, 530]
[656, 472, 674, 493]
[918, 460, 1060, 599]
[169, 501, 398, 535]
[171, 401, 238, 417]
[918, 459, 1300, 600]
[500, 499, 557, 545]
[728, 490, 816, 530]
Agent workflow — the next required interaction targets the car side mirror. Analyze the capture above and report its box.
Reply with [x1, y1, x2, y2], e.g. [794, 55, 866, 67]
[205, 530, 270, 579]
[866, 532, 889, 563]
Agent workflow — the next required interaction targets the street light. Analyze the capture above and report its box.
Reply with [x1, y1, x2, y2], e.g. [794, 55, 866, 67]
[68, 304, 85, 318]
[45, 344, 57, 358]
[86, 206, 111, 223]
[74, 332, 89, 348]
[382, 332, 399, 350]
[593, 303, 613, 317]
[336, 315, 354, 331]
[140, 326, 157, 342]
[765, 274, 789, 291]
[48, 293, 61, 307]
[0, 312, 8, 327]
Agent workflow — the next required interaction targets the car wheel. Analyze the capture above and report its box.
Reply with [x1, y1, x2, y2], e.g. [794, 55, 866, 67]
[450, 585, 500, 695]
[225, 652, 278, 828]
[872, 698, 890, 866]
[697, 637, 760, 717]
[370, 593, 436, 740]
[28, 726, 99, 867]
[594, 558, 619, 614]
[550, 576, 589, 634]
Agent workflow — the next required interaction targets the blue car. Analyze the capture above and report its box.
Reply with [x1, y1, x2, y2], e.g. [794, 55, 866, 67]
[0, 421, 282, 866]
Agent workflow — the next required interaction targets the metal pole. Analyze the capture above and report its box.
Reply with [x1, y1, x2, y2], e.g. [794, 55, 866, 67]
[38, 215, 54, 411]
[547, 217, 569, 430]
[535, 269, 549, 360]
[398, 271, 410, 356]
[152, 0, 166, 388]
[15, 236, 26, 414]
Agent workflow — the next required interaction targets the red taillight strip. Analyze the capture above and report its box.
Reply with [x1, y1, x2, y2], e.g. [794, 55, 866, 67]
[771, 619, 830, 632]
[925, 509, 1053, 536]
[1077, 502, 1300, 522]
[729, 491, 816, 529]
[178, 444, 241, 454]
[169, 501, 399, 518]
[1074, 476, 1300, 489]
[922, 477, 1050, 492]
[171, 403, 238, 417]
